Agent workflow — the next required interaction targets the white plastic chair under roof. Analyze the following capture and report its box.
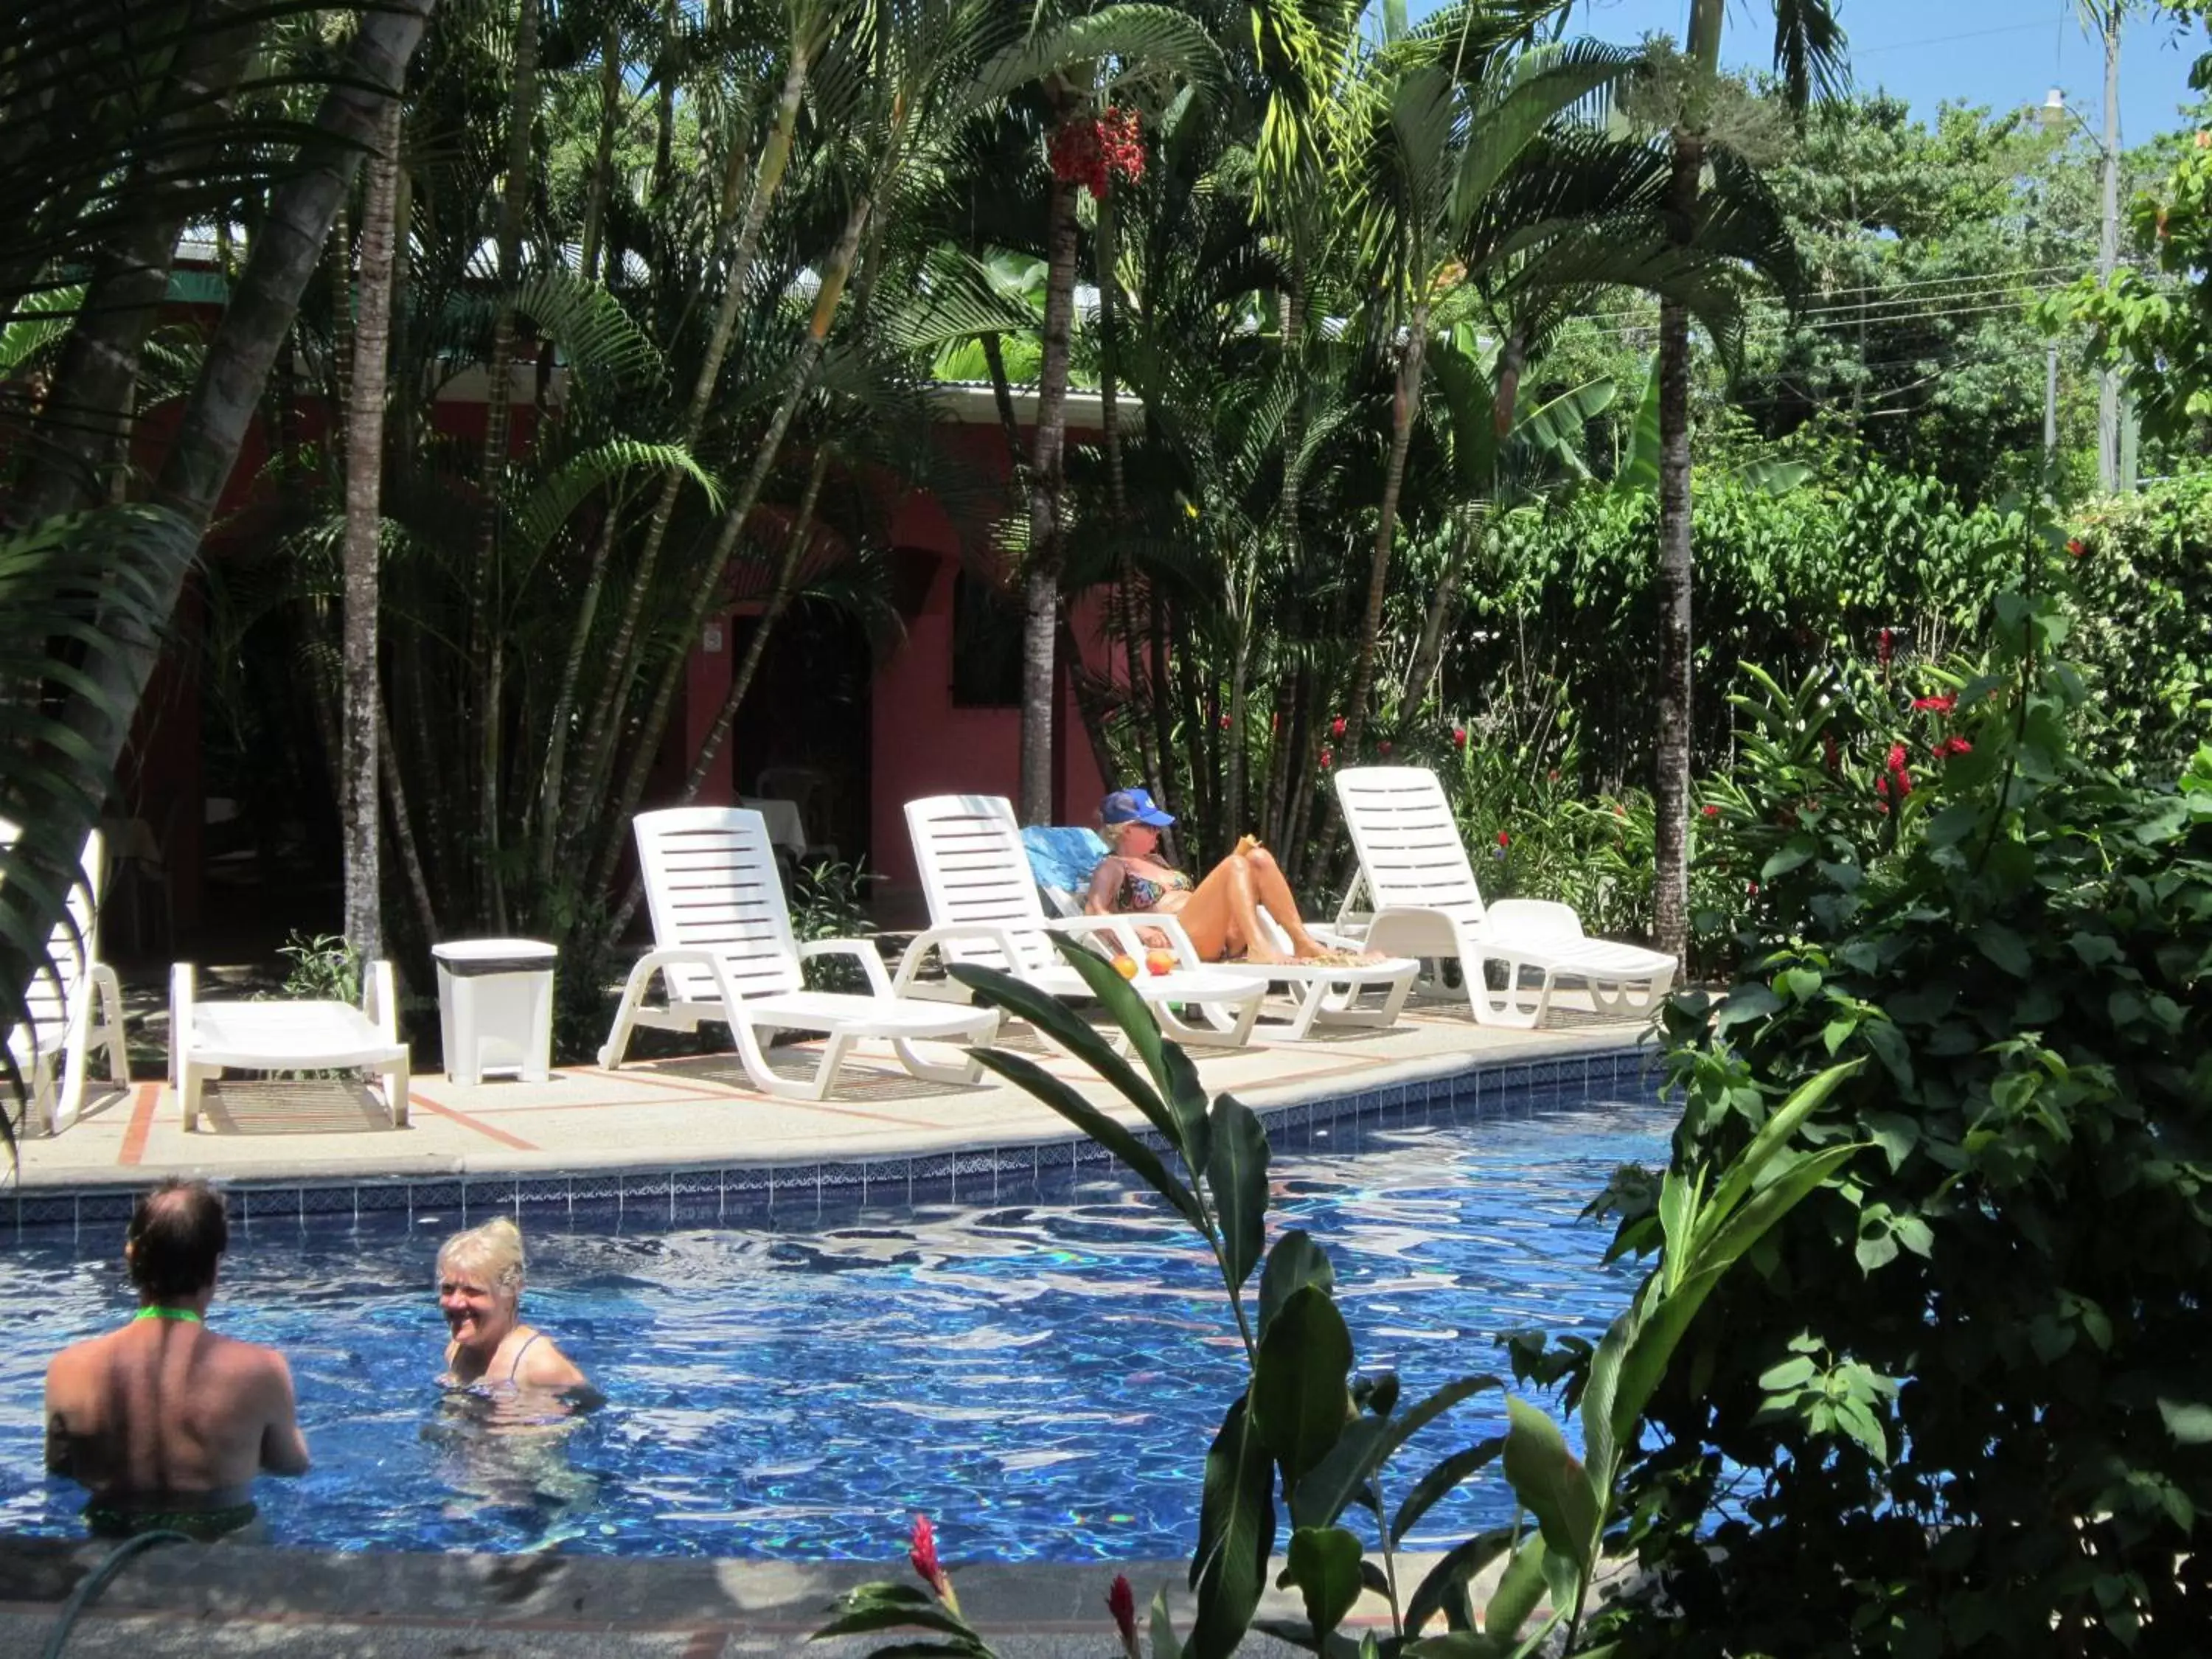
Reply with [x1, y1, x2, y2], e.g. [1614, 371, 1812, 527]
[901, 796, 1411, 1044]
[600, 806, 1001, 1099]
[1333, 766, 1676, 1029]
[0, 818, 128, 1135]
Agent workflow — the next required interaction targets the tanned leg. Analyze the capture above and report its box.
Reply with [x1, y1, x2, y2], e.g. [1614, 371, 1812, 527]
[1170, 854, 1289, 962]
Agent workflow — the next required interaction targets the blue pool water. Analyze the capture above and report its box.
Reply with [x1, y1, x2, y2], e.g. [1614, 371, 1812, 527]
[0, 1095, 1668, 1562]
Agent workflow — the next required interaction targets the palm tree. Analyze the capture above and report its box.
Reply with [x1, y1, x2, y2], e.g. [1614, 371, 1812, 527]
[1604, 0, 1845, 959]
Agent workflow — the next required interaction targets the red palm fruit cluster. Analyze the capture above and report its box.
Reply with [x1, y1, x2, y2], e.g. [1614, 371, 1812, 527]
[1048, 105, 1145, 198]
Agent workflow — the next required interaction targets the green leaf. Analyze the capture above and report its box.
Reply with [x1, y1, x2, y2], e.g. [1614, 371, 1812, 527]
[1974, 921, 2034, 978]
[814, 1585, 986, 1642]
[2159, 1398, 2212, 1444]
[1500, 1399, 1596, 1569]
[1206, 1094, 1270, 1294]
[1252, 1285, 1355, 1489]
[1046, 936, 1206, 1164]
[1149, 1587, 1183, 1659]
[1478, 1533, 1550, 1646]
[1298, 1374, 1502, 1532]
[1286, 1526, 1366, 1644]
[1259, 1231, 1335, 1341]
[1758, 1355, 1818, 1391]
[1405, 1529, 1516, 1638]
[969, 1046, 1203, 1229]
[1391, 1437, 1506, 1546]
[1697, 1063, 1860, 1248]
[951, 961, 1181, 1147]
[1189, 1395, 1276, 1659]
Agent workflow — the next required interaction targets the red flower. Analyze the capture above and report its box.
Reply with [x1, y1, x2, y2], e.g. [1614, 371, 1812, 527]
[1613, 803, 1628, 818]
[1546, 768, 1560, 783]
[1912, 695, 1957, 714]
[1329, 715, 1346, 738]
[1379, 740, 1392, 755]
[1935, 736, 1973, 759]
[2067, 538, 2087, 558]
[1747, 881, 1760, 896]
[1318, 747, 1333, 769]
[1450, 726, 1467, 751]
[1885, 742, 1909, 776]
[1217, 713, 1231, 730]
[1495, 830, 1510, 848]
[911, 1515, 958, 1611]
[1823, 731, 1840, 773]
[1701, 804, 1719, 818]
[1107, 1576, 1140, 1659]
[1877, 628, 1895, 668]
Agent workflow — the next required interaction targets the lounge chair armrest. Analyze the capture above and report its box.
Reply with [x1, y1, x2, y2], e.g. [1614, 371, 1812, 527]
[361, 959, 400, 1041]
[1482, 899, 1585, 942]
[891, 923, 1034, 993]
[799, 936, 895, 998]
[1048, 913, 1202, 967]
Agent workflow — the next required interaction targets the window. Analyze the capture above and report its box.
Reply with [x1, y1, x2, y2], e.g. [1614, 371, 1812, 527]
[950, 571, 1024, 708]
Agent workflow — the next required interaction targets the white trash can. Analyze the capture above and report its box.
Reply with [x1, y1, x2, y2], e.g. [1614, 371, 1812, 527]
[432, 939, 557, 1087]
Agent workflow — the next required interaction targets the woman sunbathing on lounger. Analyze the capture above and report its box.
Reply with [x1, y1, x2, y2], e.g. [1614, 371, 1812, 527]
[1085, 789, 1380, 966]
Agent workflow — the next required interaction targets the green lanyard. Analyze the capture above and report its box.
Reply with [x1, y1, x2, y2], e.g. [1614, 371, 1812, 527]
[134, 1306, 203, 1324]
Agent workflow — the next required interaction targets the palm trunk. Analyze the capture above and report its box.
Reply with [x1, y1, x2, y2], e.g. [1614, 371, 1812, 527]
[45, 0, 436, 881]
[16, 0, 260, 524]
[468, 0, 538, 927]
[585, 186, 876, 912]
[563, 42, 810, 835]
[1651, 130, 1703, 963]
[1019, 156, 1079, 826]
[1402, 508, 1478, 710]
[578, 20, 622, 284]
[341, 95, 402, 963]
[379, 700, 439, 945]
[1341, 298, 1428, 759]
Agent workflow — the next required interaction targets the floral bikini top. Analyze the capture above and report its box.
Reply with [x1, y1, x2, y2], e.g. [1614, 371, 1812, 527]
[1119, 863, 1194, 911]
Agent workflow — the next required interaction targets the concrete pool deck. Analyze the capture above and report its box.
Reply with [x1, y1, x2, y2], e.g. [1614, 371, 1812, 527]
[4, 989, 1658, 1200]
[0, 1535, 1575, 1657]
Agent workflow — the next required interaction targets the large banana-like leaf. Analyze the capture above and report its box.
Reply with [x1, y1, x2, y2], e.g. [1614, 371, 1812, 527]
[951, 4, 1226, 119]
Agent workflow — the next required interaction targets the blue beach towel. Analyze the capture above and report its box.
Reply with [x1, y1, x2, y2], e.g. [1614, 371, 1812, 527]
[1021, 826, 1109, 916]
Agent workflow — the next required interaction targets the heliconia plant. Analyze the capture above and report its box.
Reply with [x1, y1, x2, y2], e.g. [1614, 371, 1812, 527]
[818, 939, 1865, 1657]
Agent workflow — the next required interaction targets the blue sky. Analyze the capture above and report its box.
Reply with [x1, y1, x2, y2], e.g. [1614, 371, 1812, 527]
[1416, 1, 2208, 145]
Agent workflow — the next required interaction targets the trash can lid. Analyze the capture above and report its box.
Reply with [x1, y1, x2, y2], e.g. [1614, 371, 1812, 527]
[432, 938, 558, 975]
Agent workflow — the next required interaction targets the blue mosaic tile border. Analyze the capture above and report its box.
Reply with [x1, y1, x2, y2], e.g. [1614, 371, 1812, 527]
[5, 1041, 1666, 1244]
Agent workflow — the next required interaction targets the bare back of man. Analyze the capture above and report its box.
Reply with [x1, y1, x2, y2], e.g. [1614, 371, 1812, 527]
[46, 1316, 310, 1528]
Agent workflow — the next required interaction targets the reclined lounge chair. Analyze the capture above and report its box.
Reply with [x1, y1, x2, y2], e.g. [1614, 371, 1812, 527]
[1333, 766, 1676, 1029]
[601, 806, 1001, 1099]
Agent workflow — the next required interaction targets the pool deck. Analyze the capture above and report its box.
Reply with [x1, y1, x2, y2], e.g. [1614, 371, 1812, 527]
[4, 989, 1655, 1200]
[0, 1534, 1605, 1658]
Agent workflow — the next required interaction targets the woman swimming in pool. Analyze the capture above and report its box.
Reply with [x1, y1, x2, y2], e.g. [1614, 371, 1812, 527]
[1085, 788, 1380, 966]
[436, 1218, 588, 1399]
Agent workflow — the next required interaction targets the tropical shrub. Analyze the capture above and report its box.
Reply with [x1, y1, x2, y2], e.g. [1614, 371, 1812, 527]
[1572, 590, 2212, 1656]
[1457, 463, 2025, 790]
[816, 941, 1865, 1658]
[2065, 475, 2212, 782]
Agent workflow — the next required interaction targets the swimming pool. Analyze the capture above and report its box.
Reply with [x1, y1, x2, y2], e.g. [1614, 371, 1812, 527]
[0, 1091, 1669, 1562]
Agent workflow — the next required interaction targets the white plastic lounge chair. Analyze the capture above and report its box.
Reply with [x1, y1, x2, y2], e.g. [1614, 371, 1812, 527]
[170, 959, 409, 1131]
[1333, 766, 1677, 1029]
[0, 819, 128, 1135]
[898, 795, 1267, 1047]
[600, 806, 1000, 1099]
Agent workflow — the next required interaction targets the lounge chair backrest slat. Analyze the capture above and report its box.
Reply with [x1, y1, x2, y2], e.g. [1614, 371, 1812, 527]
[905, 796, 1060, 976]
[1333, 768, 1487, 929]
[633, 807, 803, 1002]
[0, 817, 103, 1051]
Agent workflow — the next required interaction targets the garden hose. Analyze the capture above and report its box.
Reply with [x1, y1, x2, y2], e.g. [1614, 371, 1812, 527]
[41, 1529, 188, 1659]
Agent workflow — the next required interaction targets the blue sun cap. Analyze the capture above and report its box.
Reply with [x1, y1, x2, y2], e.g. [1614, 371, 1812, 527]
[1099, 787, 1175, 829]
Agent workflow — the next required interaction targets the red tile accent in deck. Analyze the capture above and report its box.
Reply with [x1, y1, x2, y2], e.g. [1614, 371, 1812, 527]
[408, 1093, 540, 1151]
[116, 1082, 159, 1166]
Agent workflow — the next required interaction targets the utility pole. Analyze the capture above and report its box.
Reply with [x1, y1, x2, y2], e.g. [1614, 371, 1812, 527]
[2097, 1, 2123, 493]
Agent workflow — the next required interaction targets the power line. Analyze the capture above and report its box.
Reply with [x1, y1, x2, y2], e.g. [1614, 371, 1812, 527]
[1851, 19, 2062, 58]
[1562, 285, 2072, 350]
[1561, 264, 2087, 332]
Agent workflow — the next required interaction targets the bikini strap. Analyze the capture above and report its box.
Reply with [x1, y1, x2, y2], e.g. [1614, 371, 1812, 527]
[507, 1330, 543, 1384]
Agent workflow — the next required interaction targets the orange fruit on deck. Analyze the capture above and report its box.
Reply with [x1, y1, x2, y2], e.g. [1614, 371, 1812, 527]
[1145, 949, 1178, 976]
[1111, 954, 1140, 979]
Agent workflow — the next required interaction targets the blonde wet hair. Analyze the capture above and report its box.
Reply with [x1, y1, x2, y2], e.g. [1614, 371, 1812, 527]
[437, 1215, 526, 1301]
